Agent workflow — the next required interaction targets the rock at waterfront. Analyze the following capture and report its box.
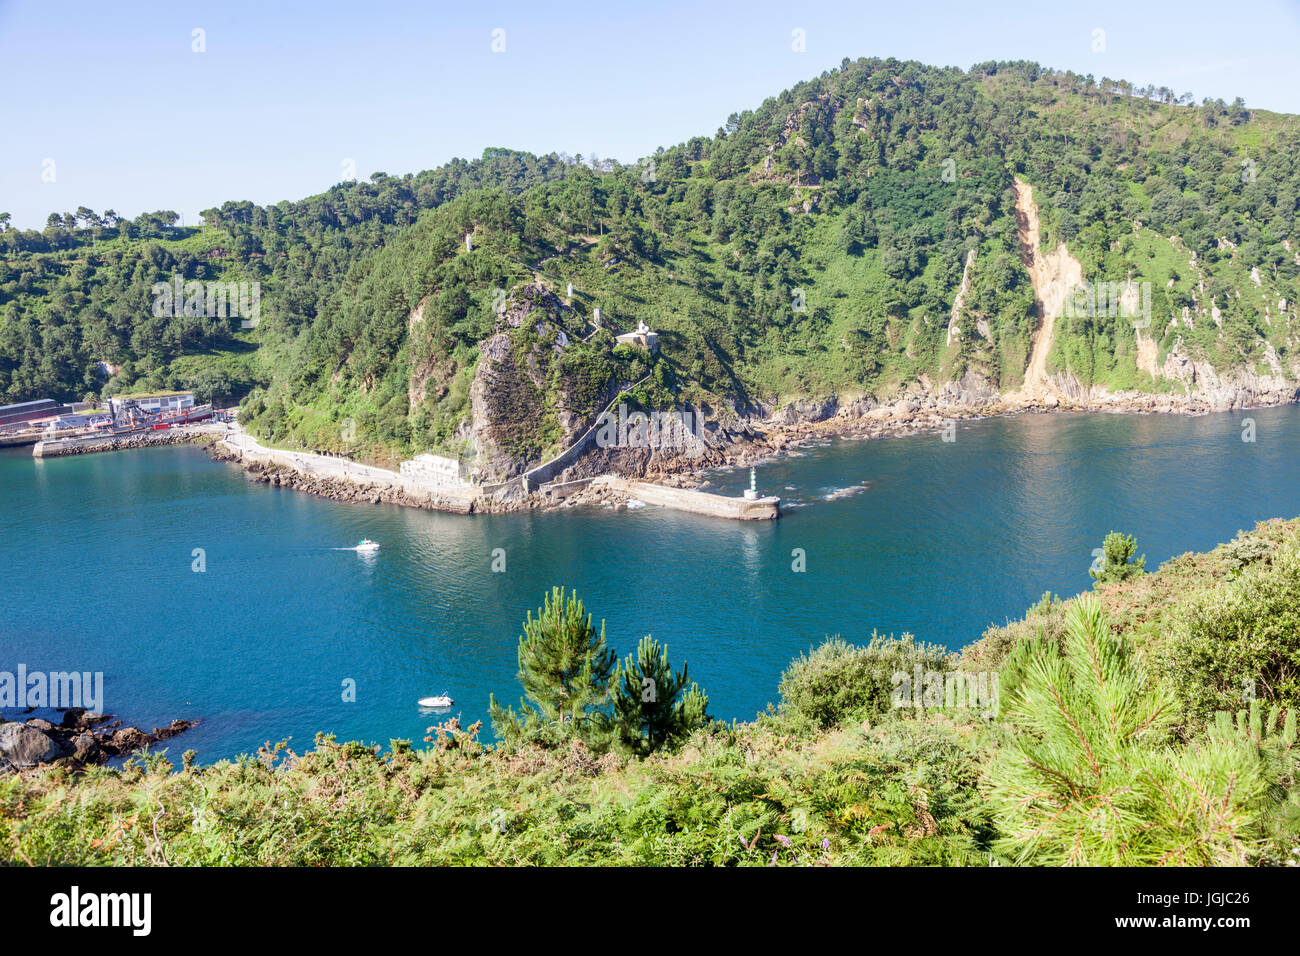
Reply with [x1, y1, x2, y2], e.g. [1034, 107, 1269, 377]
[0, 723, 65, 769]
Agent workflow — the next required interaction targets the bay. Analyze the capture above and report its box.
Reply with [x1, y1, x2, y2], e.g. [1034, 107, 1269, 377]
[2, 406, 1296, 761]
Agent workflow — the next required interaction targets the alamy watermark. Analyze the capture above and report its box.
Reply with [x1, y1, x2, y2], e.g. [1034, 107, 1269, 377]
[151, 276, 262, 328]
[892, 667, 999, 718]
[1064, 280, 1153, 330]
[594, 402, 707, 458]
[50, 886, 150, 936]
[1, 664, 103, 712]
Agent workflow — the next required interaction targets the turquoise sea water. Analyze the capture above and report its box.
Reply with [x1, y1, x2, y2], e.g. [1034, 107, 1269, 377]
[2, 407, 1297, 761]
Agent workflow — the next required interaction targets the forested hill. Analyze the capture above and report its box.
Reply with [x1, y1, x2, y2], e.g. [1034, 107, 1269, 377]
[3, 58, 1299, 467]
[0, 149, 577, 404]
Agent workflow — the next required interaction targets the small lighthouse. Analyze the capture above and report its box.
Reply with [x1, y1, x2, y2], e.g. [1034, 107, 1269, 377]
[743, 467, 758, 500]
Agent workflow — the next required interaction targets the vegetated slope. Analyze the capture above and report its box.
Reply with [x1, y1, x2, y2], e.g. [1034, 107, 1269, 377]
[240, 57, 1300, 468]
[5, 58, 1300, 470]
[0, 150, 581, 405]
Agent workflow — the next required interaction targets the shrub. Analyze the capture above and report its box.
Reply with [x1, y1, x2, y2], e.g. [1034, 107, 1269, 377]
[778, 632, 953, 731]
[1158, 541, 1300, 724]
[961, 591, 1067, 672]
[1221, 531, 1274, 575]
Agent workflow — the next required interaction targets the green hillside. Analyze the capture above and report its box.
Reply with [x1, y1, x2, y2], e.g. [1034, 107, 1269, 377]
[4, 58, 1299, 467]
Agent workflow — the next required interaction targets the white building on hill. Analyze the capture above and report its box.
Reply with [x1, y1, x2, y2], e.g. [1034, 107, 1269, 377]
[615, 321, 658, 351]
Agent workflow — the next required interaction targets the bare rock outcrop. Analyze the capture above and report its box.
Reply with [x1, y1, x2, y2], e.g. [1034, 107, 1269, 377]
[0, 711, 196, 773]
[468, 283, 618, 482]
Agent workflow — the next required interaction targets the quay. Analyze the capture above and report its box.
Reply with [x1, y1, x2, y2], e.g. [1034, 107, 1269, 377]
[219, 429, 780, 520]
[595, 476, 781, 520]
[33, 423, 226, 457]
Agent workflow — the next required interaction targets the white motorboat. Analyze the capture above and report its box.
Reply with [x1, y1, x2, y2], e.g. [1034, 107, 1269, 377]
[418, 695, 454, 708]
[355, 538, 380, 553]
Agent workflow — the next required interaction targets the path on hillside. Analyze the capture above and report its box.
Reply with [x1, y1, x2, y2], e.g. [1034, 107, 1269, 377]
[522, 373, 653, 486]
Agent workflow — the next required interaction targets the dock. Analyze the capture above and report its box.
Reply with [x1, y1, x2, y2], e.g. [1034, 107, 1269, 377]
[33, 424, 224, 458]
[595, 476, 780, 520]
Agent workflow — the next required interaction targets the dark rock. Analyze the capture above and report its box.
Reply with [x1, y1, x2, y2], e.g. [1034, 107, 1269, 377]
[153, 719, 195, 740]
[0, 723, 64, 768]
[107, 727, 154, 754]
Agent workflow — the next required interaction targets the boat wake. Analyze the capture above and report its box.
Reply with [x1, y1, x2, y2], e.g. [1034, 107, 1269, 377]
[821, 482, 871, 502]
[330, 538, 380, 553]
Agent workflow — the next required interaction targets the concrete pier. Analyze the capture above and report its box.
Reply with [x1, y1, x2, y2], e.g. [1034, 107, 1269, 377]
[217, 432, 481, 510]
[596, 477, 780, 520]
[218, 429, 779, 520]
[33, 424, 223, 457]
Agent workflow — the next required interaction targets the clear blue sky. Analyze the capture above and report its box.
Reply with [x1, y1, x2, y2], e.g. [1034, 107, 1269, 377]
[3, 0, 1298, 229]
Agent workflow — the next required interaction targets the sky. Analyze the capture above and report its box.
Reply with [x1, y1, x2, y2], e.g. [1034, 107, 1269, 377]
[2, 0, 1299, 230]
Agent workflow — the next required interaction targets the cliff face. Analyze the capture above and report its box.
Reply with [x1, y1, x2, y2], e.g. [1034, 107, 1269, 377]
[467, 283, 621, 482]
[1119, 340, 1298, 410]
[1003, 178, 1299, 413]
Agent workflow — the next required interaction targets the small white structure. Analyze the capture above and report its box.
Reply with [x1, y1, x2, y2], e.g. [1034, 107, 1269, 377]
[400, 453, 471, 488]
[615, 321, 658, 352]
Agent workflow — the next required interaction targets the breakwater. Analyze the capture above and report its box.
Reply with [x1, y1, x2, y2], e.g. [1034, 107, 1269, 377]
[32, 425, 223, 458]
[597, 476, 780, 520]
[214, 433, 481, 512]
[215, 430, 778, 519]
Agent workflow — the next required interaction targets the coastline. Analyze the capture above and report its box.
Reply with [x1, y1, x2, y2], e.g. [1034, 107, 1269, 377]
[206, 384, 1300, 518]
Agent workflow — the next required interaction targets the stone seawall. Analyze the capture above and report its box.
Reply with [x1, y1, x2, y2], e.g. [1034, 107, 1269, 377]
[597, 477, 780, 520]
[521, 374, 653, 491]
[33, 425, 221, 458]
[214, 435, 482, 513]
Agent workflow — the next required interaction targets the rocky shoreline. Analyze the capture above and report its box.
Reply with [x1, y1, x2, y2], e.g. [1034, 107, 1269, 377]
[207, 382, 1299, 517]
[0, 710, 196, 773]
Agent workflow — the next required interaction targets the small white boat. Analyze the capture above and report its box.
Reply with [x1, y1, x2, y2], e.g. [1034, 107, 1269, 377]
[355, 538, 380, 553]
[418, 695, 454, 708]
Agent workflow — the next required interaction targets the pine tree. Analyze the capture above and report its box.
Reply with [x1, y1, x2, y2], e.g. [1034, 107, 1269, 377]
[1090, 531, 1146, 583]
[1207, 701, 1300, 863]
[611, 635, 709, 756]
[489, 587, 616, 748]
[986, 595, 1264, 865]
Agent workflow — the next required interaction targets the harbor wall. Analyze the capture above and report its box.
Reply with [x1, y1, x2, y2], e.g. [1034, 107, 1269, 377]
[520, 374, 652, 491]
[33, 425, 221, 458]
[597, 477, 780, 520]
[217, 434, 480, 509]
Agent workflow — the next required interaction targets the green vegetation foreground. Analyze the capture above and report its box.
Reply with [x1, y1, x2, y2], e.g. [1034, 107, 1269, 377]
[3, 519, 1298, 866]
